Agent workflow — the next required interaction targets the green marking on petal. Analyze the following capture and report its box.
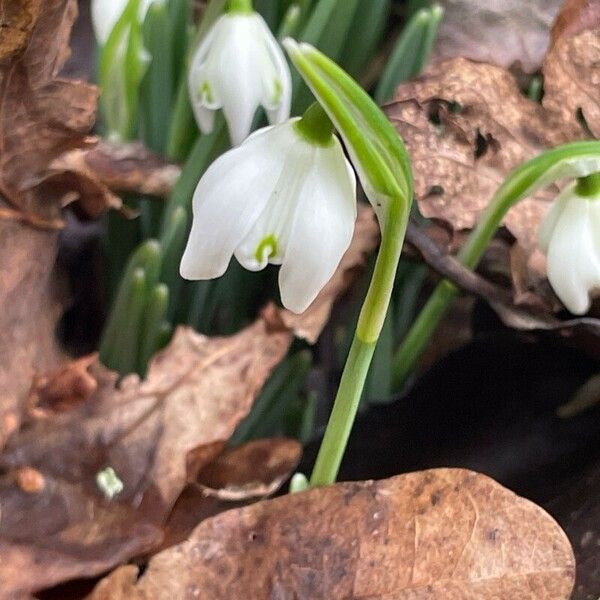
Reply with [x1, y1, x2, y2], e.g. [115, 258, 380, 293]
[255, 234, 278, 263]
[200, 81, 214, 104]
[272, 78, 283, 104]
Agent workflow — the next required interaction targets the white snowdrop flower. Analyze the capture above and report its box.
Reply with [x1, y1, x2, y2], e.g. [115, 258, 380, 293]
[538, 179, 600, 315]
[188, 11, 292, 145]
[92, 0, 155, 45]
[180, 114, 357, 313]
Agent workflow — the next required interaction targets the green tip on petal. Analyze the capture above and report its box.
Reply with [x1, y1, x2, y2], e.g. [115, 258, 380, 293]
[255, 234, 279, 263]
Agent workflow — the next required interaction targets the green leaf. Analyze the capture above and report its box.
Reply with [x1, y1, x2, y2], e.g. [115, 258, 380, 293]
[231, 351, 312, 443]
[139, 283, 170, 375]
[140, 0, 174, 155]
[340, 0, 391, 78]
[375, 4, 443, 104]
[99, 240, 162, 371]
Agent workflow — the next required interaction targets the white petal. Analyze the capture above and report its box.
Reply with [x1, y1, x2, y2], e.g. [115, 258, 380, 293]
[208, 16, 266, 144]
[254, 17, 292, 126]
[92, 0, 128, 44]
[538, 183, 573, 252]
[234, 136, 313, 271]
[180, 123, 297, 280]
[279, 137, 357, 313]
[546, 197, 600, 314]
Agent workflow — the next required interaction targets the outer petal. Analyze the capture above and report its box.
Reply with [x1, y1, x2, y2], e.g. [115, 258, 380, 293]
[546, 197, 600, 314]
[538, 184, 572, 252]
[209, 16, 266, 144]
[279, 137, 357, 313]
[255, 17, 292, 126]
[180, 124, 296, 280]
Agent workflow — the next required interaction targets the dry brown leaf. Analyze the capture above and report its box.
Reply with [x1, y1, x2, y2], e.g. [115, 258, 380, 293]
[543, 0, 600, 138]
[387, 0, 599, 275]
[52, 141, 183, 200]
[0, 222, 64, 448]
[276, 205, 380, 344]
[0, 473, 162, 596]
[0, 0, 99, 225]
[433, 0, 564, 73]
[386, 58, 572, 250]
[0, 318, 290, 595]
[89, 469, 575, 600]
[0, 0, 42, 61]
[27, 354, 98, 416]
[160, 438, 302, 550]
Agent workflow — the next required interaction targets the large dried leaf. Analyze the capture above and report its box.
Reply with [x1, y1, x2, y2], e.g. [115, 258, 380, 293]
[0, 222, 64, 448]
[386, 58, 576, 250]
[433, 0, 563, 73]
[276, 205, 380, 344]
[89, 469, 575, 599]
[0, 472, 163, 595]
[0, 0, 98, 224]
[0, 318, 290, 595]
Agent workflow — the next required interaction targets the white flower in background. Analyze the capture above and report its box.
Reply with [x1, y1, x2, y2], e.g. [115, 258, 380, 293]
[188, 12, 292, 145]
[539, 182, 600, 315]
[91, 0, 155, 45]
[180, 119, 356, 313]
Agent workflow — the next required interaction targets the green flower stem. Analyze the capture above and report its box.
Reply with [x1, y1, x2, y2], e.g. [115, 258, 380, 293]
[392, 141, 600, 390]
[310, 201, 408, 486]
[310, 337, 375, 487]
[227, 0, 253, 13]
[284, 41, 413, 487]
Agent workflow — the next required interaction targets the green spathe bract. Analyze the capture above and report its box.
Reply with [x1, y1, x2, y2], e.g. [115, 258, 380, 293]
[283, 39, 413, 487]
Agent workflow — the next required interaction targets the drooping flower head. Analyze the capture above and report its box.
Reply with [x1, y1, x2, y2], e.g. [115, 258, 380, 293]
[539, 175, 600, 315]
[180, 105, 356, 313]
[188, 7, 292, 145]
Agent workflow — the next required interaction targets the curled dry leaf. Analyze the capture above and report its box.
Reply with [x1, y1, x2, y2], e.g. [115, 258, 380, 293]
[27, 353, 98, 416]
[276, 205, 380, 344]
[0, 0, 99, 226]
[0, 317, 290, 595]
[89, 469, 575, 600]
[160, 438, 302, 550]
[52, 141, 183, 202]
[433, 0, 564, 73]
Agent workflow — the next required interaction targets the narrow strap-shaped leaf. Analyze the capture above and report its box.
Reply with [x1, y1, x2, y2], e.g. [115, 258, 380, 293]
[375, 5, 443, 104]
